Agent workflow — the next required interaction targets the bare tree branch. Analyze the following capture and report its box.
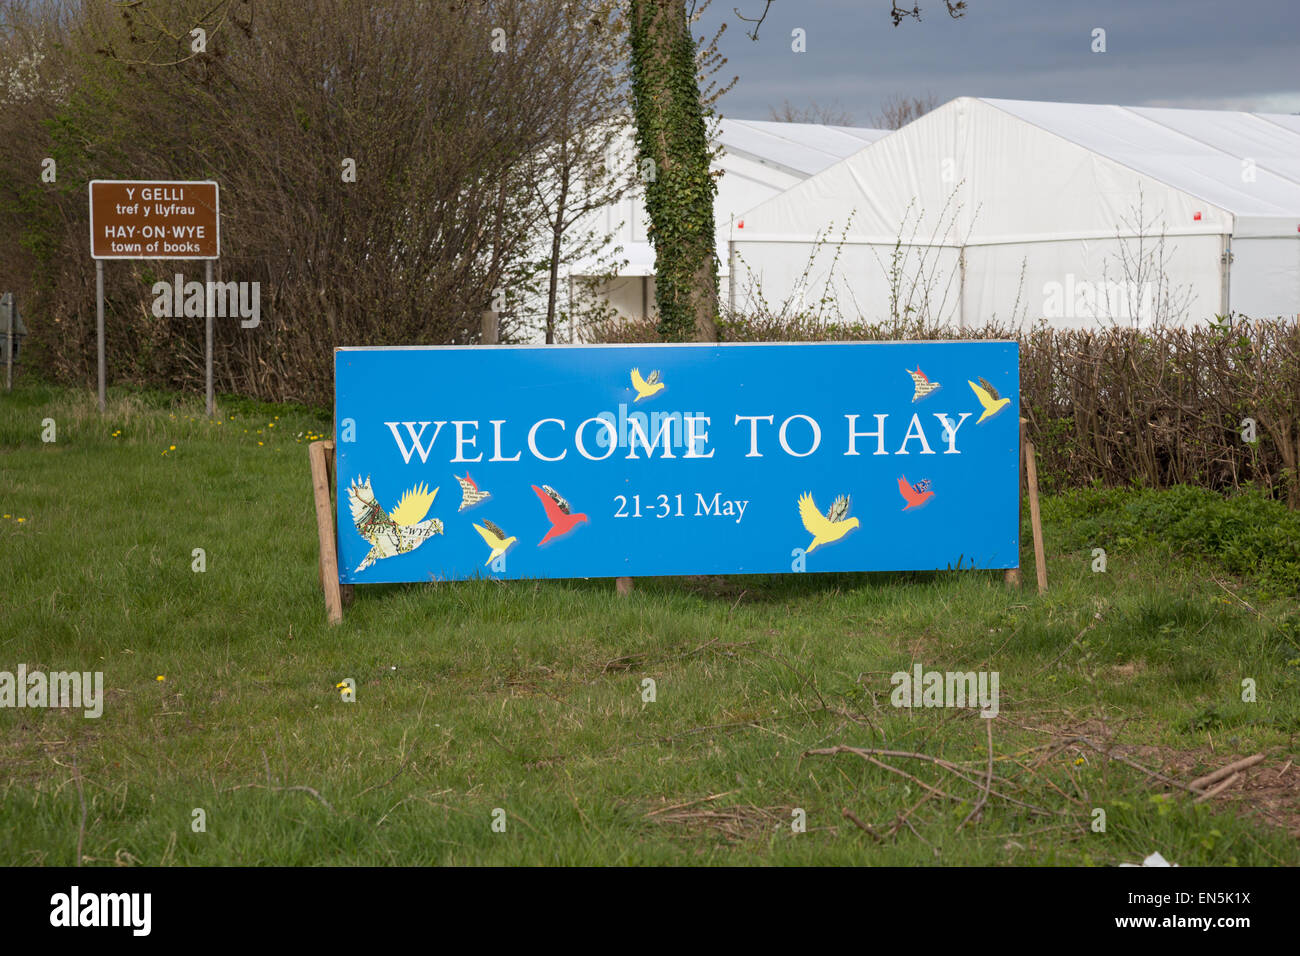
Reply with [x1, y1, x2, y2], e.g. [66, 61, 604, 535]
[733, 0, 774, 40]
[737, 1, 969, 40]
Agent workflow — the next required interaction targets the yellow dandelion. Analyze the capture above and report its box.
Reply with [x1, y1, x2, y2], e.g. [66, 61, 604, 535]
[258, 441, 264, 446]
[16, 517, 25, 523]
[156, 675, 165, 681]
[169, 445, 176, 451]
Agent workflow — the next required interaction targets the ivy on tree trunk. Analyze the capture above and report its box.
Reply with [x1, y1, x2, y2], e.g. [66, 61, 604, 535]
[628, 0, 719, 342]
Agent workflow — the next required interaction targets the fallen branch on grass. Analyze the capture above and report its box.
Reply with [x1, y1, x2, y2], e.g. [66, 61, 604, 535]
[645, 790, 740, 816]
[841, 807, 883, 842]
[1051, 736, 1202, 794]
[888, 790, 939, 837]
[1020, 728, 1266, 800]
[645, 800, 787, 842]
[1188, 753, 1265, 792]
[957, 719, 995, 832]
[1193, 772, 1241, 804]
[803, 743, 1056, 818]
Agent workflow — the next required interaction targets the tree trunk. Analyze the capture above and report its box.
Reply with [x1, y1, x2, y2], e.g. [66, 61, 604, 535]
[486, 175, 510, 339]
[545, 164, 570, 345]
[628, 0, 718, 342]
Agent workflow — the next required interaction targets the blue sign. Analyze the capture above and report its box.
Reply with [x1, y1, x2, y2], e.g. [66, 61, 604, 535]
[334, 342, 1019, 583]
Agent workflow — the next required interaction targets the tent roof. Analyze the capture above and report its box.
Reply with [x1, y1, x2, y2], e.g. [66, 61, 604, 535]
[716, 119, 887, 177]
[735, 97, 1300, 244]
[570, 120, 887, 278]
[983, 98, 1300, 222]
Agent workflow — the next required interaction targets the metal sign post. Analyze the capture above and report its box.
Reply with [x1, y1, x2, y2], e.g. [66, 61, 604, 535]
[97, 262, 106, 412]
[3, 293, 12, 391]
[2, 293, 12, 391]
[88, 180, 220, 415]
[205, 259, 214, 417]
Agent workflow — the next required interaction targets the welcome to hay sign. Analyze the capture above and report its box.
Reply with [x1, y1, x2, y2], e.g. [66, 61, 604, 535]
[334, 342, 1019, 583]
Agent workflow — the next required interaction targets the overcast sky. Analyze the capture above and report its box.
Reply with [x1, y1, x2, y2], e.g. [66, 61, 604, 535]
[699, 0, 1300, 125]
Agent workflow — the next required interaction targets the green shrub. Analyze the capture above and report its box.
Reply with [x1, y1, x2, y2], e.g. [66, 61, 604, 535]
[1045, 485, 1300, 597]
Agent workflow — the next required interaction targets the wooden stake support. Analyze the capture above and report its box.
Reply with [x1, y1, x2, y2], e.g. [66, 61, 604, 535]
[309, 439, 348, 625]
[1006, 417, 1047, 593]
[1004, 419, 1026, 589]
[1024, 435, 1047, 594]
[616, 576, 633, 596]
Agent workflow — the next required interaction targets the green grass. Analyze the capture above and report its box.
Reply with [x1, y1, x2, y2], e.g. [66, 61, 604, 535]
[2, 382, 1298, 865]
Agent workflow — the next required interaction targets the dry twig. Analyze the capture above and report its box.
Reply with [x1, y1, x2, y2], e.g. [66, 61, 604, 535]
[1193, 772, 1241, 804]
[957, 719, 994, 831]
[1188, 753, 1265, 792]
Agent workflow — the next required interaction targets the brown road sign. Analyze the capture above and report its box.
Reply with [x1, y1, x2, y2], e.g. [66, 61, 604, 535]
[89, 180, 219, 259]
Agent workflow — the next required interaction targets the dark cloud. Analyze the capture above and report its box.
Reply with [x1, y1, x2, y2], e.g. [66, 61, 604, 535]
[704, 0, 1300, 124]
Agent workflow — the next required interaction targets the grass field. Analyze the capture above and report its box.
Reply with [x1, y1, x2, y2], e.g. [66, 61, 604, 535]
[2, 382, 1298, 865]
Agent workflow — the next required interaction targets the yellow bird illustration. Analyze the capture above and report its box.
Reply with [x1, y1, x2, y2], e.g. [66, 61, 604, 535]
[473, 519, 517, 566]
[630, 367, 665, 402]
[348, 479, 443, 573]
[798, 492, 859, 553]
[968, 377, 1011, 424]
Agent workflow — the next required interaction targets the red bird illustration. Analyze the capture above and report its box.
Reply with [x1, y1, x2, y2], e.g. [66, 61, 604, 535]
[898, 476, 935, 511]
[532, 484, 588, 545]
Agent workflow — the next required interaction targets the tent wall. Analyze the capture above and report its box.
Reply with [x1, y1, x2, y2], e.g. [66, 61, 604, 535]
[731, 239, 963, 326]
[962, 235, 1224, 329]
[732, 234, 1225, 329]
[1231, 239, 1300, 319]
[588, 275, 656, 322]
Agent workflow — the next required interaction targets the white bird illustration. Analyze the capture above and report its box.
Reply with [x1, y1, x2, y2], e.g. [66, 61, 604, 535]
[347, 478, 443, 572]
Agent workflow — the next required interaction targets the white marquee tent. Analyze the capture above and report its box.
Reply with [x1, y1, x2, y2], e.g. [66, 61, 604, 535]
[573, 119, 887, 322]
[728, 97, 1300, 328]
